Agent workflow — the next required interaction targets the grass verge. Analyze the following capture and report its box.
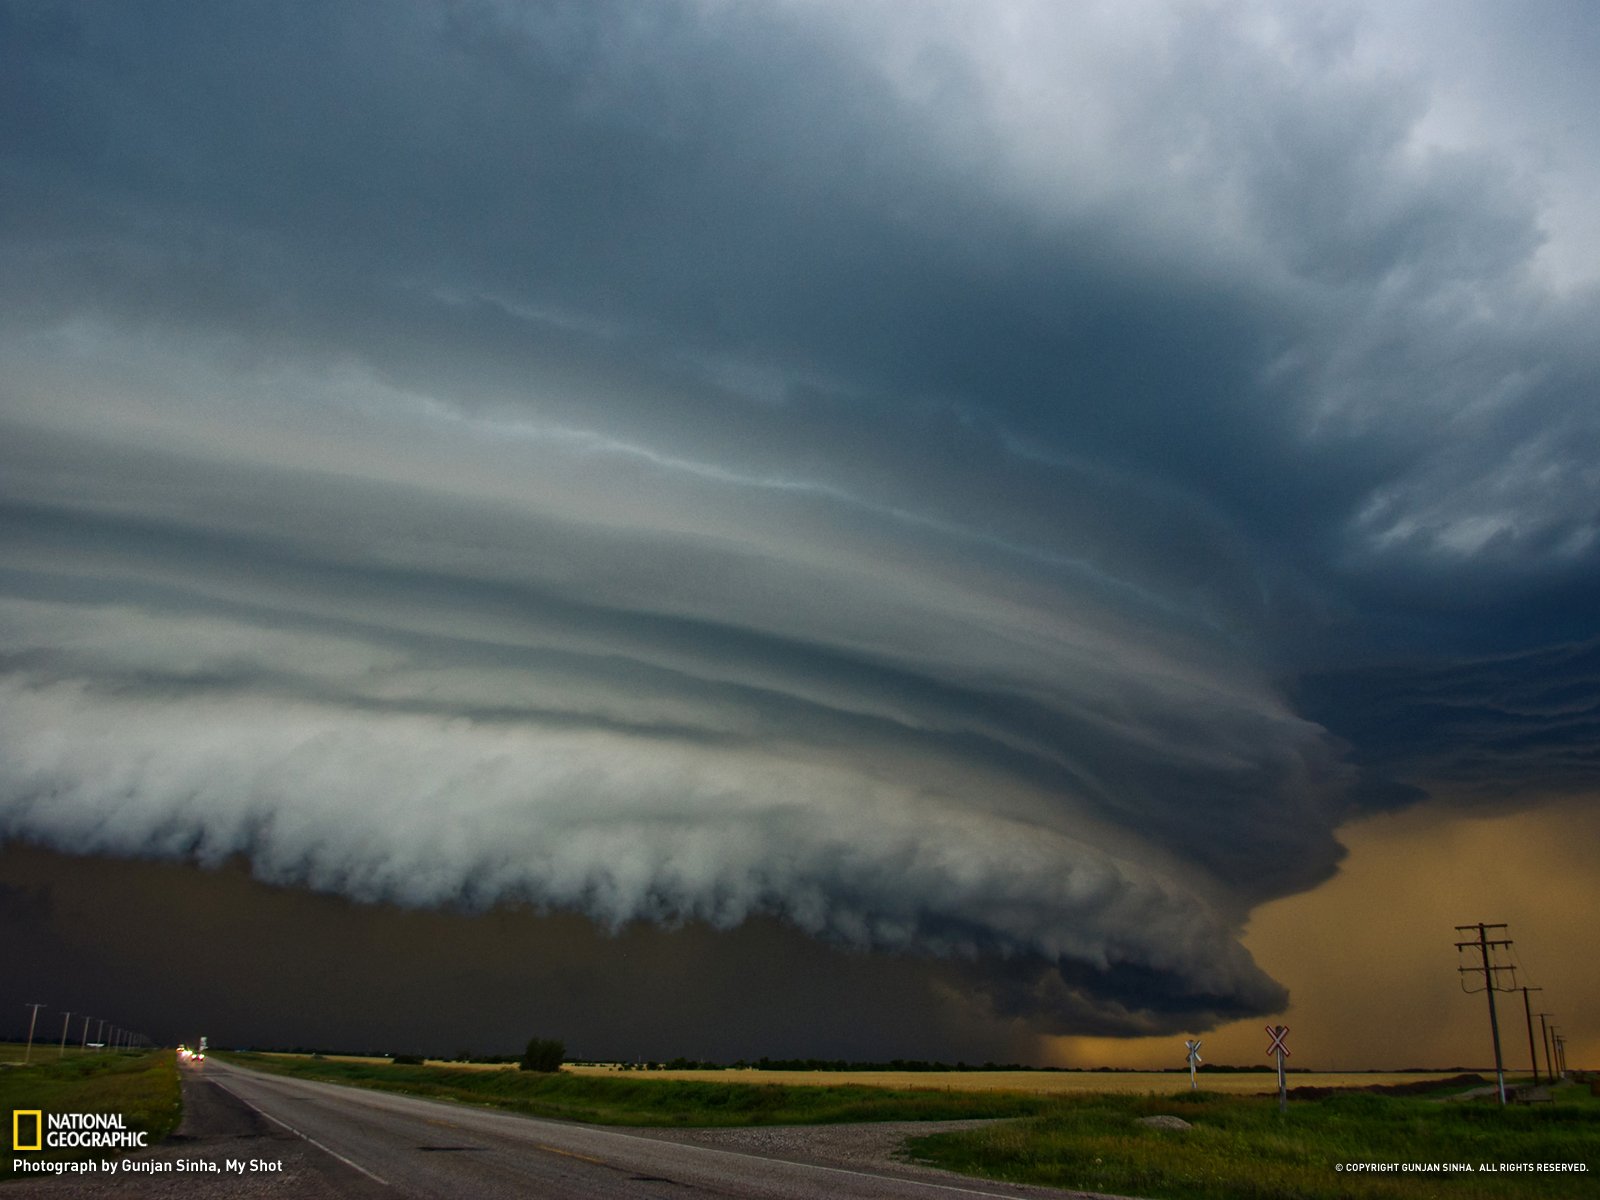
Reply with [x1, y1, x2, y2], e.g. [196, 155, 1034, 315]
[1, 1050, 181, 1180]
[907, 1083, 1600, 1199]
[215, 1051, 1050, 1126]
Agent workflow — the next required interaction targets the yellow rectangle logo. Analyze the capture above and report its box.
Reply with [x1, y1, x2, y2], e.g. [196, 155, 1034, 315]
[12, 1109, 43, 1152]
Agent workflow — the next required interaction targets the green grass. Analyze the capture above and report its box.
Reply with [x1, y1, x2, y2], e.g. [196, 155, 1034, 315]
[0, 1043, 102, 1065]
[1, 1049, 181, 1180]
[215, 1051, 1052, 1126]
[907, 1083, 1600, 1199]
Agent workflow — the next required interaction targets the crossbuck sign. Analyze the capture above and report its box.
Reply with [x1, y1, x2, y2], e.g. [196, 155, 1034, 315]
[1266, 1025, 1290, 1111]
[1184, 1039, 1202, 1090]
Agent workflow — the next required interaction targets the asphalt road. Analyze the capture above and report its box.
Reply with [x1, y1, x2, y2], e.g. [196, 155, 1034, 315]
[9, 1057, 1109, 1199]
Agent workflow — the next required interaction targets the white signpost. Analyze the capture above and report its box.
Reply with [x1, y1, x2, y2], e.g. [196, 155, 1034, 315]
[1266, 1025, 1290, 1112]
[1184, 1039, 1202, 1090]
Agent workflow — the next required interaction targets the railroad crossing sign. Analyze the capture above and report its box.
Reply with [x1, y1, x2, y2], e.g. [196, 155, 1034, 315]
[1184, 1039, 1202, 1090]
[1266, 1025, 1290, 1112]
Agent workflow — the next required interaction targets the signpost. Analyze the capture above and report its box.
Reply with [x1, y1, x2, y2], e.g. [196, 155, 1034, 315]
[1184, 1039, 1202, 1090]
[1266, 1025, 1290, 1112]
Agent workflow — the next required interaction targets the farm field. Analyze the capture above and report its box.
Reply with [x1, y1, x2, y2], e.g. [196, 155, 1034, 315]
[564, 1065, 1478, 1094]
[256, 1053, 1478, 1095]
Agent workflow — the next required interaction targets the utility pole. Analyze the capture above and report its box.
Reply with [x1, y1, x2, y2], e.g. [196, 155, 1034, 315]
[1537, 1013, 1554, 1082]
[1518, 987, 1543, 1085]
[1455, 923, 1514, 1106]
[58, 1010, 73, 1058]
[1554, 1034, 1567, 1078]
[81, 1014, 92, 1049]
[23, 1003, 46, 1064]
[94, 1018, 105, 1049]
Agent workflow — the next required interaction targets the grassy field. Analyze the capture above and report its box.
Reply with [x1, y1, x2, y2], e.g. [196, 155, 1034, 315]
[0, 1043, 105, 1065]
[908, 1081, 1600, 1199]
[220, 1052, 1053, 1125]
[0, 1048, 181, 1181]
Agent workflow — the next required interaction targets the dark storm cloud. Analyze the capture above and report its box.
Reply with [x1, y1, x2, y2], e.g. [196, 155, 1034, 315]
[2, 0, 1597, 1040]
[0, 844, 1044, 1062]
[1300, 640, 1600, 804]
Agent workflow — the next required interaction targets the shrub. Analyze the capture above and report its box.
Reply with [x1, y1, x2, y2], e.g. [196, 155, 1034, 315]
[391, 1054, 425, 1065]
[520, 1037, 565, 1073]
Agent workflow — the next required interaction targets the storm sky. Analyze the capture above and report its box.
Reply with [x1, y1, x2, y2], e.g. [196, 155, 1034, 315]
[3, 0, 1597, 1060]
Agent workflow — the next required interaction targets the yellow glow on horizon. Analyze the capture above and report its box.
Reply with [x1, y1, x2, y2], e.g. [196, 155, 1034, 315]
[1044, 796, 1598, 1072]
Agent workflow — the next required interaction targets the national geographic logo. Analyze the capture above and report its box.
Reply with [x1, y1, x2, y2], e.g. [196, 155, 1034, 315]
[10, 1110, 148, 1150]
[12, 1110, 42, 1152]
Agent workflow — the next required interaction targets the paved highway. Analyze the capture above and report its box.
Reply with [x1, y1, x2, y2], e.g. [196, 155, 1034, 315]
[10, 1056, 1102, 1199]
[200, 1057, 1090, 1198]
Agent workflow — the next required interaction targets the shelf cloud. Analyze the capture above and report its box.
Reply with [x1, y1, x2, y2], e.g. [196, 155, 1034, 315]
[2, 0, 1597, 1038]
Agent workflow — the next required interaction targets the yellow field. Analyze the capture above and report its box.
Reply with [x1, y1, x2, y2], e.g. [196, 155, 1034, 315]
[562, 1067, 1474, 1095]
[260, 1052, 394, 1065]
[258, 1052, 512, 1070]
[249, 1054, 1478, 1096]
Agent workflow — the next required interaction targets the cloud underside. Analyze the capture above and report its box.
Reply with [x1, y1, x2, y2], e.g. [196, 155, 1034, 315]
[0, 475, 1305, 1032]
[2, 0, 1598, 1035]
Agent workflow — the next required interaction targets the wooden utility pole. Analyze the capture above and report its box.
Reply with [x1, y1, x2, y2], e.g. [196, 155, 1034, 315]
[1517, 987, 1543, 1085]
[23, 1003, 46, 1064]
[1455, 923, 1514, 1106]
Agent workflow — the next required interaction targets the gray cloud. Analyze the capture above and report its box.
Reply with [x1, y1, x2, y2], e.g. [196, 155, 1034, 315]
[2, 0, 1597, 1040]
